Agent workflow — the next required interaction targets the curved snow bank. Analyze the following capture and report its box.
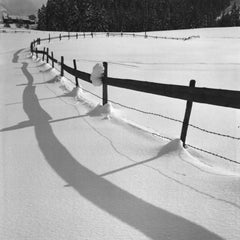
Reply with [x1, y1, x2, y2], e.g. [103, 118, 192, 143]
[182, 143, 240, 177]
[130, 138, 240, 178]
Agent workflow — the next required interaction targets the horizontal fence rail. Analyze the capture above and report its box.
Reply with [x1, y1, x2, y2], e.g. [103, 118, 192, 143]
[30, 32, 240, 165]
[62, 63, 91, 83]
[105, 77, 240, 109]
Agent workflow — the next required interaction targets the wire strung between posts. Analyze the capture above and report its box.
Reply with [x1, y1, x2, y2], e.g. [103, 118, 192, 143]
[77, 86, 239, 142]
[189, 124, 240, 141]
[81, 87, 103, 100]
[77, 58, 138, 68]
[79, 87, 175, 141]
[151, 132, 173, 141]
[107, 97, 239, 141]
[107, 99, 183, 124]
[68, 84, 240, 165]
[187, 144, 240, 165]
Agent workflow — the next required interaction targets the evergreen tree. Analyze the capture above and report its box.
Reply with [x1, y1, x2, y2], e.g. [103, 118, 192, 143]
[37, 0, 236, 32]
[217, 2, 240, 27]
[37, 4, 47, 30]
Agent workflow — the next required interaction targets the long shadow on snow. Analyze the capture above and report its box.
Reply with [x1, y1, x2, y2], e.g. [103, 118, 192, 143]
[20, 59, 223, 239]
[0, 115, 85, 133]
[83, 118, 240, 210]
[12, 48, 25, 63]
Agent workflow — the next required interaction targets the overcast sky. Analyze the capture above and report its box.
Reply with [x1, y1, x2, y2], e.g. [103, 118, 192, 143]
[0, 0, 47, 15]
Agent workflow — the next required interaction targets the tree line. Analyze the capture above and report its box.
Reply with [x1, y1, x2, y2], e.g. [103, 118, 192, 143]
[37, 0, 239, 32]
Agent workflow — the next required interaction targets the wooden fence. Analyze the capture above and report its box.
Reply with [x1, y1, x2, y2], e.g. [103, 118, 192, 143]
[30, 34, 240, 148]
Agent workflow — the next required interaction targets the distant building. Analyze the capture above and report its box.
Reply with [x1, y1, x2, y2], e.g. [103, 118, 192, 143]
[2, 12, 35, 25]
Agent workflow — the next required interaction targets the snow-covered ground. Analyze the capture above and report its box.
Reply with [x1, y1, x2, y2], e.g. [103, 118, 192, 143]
[0, 27, 240, 240]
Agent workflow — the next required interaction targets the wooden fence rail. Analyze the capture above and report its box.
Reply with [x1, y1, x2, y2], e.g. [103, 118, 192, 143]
[30, 34, 240, 149]
[105, 76, 240, 109]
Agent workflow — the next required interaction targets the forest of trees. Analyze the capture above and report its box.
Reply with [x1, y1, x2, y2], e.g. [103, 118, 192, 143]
[37, 0, 239, 32]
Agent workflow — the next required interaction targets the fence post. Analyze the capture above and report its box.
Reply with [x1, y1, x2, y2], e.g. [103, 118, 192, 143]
[180, 80, 196, 147]
[76, 33, 78, 39]
[61, 56, 64, 77]
[84, 32, 85, 38]
[42, 47, 45, 61]
[46, 48, 49, 63]
[91, 32, 93, 38]
[73, 59, 79, 87]
[102, 62, 108, 105]
[49, 34, 50, 42]
[36, 48, 38, 58]
[51, 52, 54, 68]
[59, 34, 61, 41]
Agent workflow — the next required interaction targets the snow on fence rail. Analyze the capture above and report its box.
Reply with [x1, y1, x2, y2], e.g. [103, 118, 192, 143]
[30, 33, 240, 165]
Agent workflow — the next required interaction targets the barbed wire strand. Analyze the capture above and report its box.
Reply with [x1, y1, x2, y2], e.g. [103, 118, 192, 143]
[187, 144, 240, 165]
[189, 124, 240, 141]
[108, 99, 183, 124]
[77, 58, 138, 68]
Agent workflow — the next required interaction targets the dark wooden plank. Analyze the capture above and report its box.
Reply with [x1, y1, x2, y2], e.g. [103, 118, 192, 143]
[34, 50, 45, 55]
[75, 70, 91, 83]
[106, 77, 240, 109]
[62, 63, 91, 83]
[50, 36, 59, 41]
[62, 63, 75, 75]
[39, 38, 49, 42]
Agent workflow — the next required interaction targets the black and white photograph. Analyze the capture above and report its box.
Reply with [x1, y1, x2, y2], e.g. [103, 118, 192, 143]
[0, 0, 240, 239]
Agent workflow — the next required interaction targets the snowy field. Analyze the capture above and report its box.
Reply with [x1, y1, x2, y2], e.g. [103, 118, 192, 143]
[0, 27, 240, 240]
[42, 27, 240, 172]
